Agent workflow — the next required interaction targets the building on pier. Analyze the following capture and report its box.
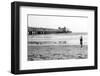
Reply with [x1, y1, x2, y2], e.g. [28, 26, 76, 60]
[28, 27, 72, 35]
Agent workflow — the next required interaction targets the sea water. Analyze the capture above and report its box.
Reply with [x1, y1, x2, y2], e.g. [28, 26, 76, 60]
[28, 33, 88, 46]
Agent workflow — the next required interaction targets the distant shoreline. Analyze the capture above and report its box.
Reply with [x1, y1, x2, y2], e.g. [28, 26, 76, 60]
[28, 32, 88, 35]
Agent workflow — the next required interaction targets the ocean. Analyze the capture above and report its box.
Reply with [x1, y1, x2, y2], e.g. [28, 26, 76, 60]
[28, 33, 88, 46]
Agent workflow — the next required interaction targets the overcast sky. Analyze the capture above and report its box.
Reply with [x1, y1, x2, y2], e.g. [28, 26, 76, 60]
[28, 14, 88, 32]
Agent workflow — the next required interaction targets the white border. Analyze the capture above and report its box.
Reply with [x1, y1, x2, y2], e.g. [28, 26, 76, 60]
[20, 6, 94, 70]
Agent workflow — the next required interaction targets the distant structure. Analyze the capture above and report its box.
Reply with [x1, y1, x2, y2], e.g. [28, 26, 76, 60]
[28, 26, 72, 35]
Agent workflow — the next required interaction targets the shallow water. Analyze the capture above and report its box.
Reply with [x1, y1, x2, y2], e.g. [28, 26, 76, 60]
[28, 33, 88, 45]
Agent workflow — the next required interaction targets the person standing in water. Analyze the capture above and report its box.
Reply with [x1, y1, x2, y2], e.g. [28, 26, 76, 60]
[80, 36, 83, 48]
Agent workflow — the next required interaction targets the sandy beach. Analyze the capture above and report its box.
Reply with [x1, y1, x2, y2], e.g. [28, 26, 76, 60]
[28, 45, 88, 61]
[28, 33, 88, 61]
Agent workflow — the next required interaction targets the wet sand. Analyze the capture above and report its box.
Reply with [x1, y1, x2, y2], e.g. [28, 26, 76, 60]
[28, 45, 88, 61]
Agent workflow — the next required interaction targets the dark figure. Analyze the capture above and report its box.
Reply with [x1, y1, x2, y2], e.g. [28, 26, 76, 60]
[80, 36, 83, 48]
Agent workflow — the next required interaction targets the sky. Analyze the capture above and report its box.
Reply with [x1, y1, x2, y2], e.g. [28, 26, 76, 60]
[28, 14, 88, 32]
